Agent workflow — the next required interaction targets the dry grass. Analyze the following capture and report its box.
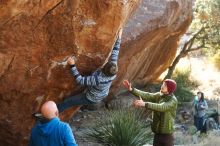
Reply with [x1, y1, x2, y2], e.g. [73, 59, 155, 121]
[213, 53, 220, 71]
[173, 130, 220, 146]
[200, 131, 220, 146]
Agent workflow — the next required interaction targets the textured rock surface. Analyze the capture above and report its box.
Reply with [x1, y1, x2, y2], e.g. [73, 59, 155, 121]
[112, 0, 193, 94]
[0, 0, 192, 145]
[0, 0, 140, 145]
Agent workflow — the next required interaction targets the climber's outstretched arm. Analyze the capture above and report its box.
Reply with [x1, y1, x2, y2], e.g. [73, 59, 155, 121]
[109, 28, 123, 65]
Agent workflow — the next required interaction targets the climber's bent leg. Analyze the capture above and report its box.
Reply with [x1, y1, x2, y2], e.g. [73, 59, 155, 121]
[57, 93, 94, 113]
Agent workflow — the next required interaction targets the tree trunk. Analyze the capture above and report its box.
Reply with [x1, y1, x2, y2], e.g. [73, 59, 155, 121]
[163, 27, 205, 80]
[164, 54, 182, 79]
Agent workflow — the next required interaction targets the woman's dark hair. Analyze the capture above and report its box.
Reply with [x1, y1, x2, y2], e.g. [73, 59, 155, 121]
[102, 62, 118, 77]
[197, 91, 205, 101]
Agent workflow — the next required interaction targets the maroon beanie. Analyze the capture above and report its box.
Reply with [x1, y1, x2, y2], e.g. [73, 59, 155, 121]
[164, 79, 177, 94]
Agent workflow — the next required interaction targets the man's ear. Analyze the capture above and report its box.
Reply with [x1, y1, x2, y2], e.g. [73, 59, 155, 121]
[55, 110, 59, 117]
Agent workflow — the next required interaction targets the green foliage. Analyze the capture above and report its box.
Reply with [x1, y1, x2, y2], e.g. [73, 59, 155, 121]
[188, 126, 198, 135]
[173, 68, 199, 102]
[190, 0, 220, 53]
[86, 108, 152, 146]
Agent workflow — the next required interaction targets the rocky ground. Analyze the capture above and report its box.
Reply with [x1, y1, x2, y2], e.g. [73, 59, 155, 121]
[67, 56, 220, 146]
[67, 96, 220, 146]
[68, 109, 104, 146]
[67, 92, 136, 146]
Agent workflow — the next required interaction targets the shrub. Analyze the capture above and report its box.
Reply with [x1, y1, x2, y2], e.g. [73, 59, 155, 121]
[86, 107, 152, 146]
[173, 68, 199, 102]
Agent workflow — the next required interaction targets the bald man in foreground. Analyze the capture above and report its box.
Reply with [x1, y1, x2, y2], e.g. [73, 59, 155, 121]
[29, 101, 77, 146]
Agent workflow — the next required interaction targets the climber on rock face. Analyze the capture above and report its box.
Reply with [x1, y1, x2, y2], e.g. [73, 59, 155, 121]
[56, 28, 123, 113]
[29, 101, 77, 146]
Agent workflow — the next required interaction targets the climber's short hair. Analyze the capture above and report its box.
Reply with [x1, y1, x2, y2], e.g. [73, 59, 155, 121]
[102, 62, 118, 76]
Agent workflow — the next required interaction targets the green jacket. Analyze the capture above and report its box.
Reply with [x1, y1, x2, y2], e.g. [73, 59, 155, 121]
[131, 88, 178, 134]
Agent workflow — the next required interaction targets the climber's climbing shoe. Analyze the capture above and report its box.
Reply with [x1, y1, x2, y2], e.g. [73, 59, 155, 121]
[32, 112, 44, 120]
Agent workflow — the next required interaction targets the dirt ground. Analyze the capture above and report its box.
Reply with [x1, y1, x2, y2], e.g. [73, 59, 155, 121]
[67, 99, 220, 146]
[68, 109, 104, 146]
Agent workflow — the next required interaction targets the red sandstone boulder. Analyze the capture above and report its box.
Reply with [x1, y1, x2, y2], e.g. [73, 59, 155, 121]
[0, 0, 140, 145]
[113, 0, 193, 91]
[0, 0, 192, 145]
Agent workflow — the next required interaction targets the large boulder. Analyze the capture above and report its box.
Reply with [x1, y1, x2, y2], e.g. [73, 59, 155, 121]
[112, 0, 193, 94]
[0, 0, 192, 145]
[0, 0, 140, 145]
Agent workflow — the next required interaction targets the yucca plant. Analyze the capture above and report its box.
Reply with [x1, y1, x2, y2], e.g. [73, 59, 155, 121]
[86, 107, 152, 146]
